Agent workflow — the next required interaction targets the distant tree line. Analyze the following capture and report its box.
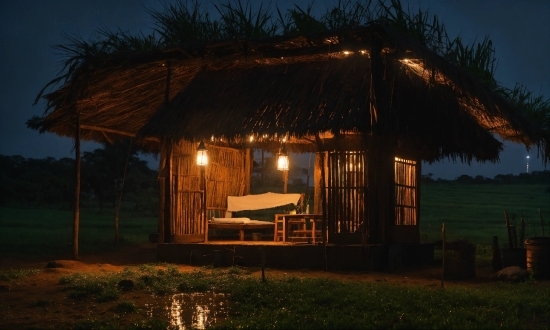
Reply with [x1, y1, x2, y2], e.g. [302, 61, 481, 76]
[422, 170, 550, 186]
[2, 147, 547, 210]
[0, 142, 159, 213]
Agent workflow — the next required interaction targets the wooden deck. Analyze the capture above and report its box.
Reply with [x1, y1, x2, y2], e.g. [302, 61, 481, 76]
[157, 240, 434, 271]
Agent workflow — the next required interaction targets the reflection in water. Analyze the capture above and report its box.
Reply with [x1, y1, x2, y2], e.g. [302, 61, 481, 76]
[146, 292, 229, 329]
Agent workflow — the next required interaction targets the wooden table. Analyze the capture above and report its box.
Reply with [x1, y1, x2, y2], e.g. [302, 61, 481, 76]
[282, 214, 323, 243]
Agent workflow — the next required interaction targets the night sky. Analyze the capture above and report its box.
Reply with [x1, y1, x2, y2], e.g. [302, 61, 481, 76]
[1, 0, 548, 179]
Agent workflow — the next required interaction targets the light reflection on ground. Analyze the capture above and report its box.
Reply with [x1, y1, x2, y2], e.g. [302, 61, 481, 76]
[146, 292, 229, 329]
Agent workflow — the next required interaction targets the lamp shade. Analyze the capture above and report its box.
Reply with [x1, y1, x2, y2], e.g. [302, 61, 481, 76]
[277, 146, 289, 171]
[196, 141, 208, 166]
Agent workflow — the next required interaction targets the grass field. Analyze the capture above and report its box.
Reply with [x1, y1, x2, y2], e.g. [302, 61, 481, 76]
[420, 182, 550, 246]
[0, 183, 549, 260]
[0, 205, 157, 260]
[32, 266, 550, 329]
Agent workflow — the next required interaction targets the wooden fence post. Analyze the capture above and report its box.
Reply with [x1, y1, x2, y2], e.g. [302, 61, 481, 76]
[441, 222, 445, 289]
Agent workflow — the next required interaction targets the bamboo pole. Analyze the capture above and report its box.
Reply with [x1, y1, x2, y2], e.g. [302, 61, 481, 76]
[202, 166, 207, 242]
[261, 247, 266, 282]
[114, 139, 132, 244]
[261, 150, 265, 185]
[520, 218, 526, 248]
[282, 170, 288, 194]
[510, 225, 517, 248]
[162, 61, 172, 243]
[504, 211, 513, 248]
[441, 222, 445, 289]
[315, 134, 328, 270]
[163, 140, 172, 243]
[73, 111, 81, 260]
[540, 209, 545, 236]
[158, 153, 165, 244]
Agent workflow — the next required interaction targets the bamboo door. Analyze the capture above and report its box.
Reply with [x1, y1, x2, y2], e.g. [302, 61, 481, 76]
[394, 157, 420, 243]
[325, 151, 366, 244]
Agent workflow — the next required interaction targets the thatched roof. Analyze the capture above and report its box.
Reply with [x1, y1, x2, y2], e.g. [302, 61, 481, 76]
[29, 23, 540, 162]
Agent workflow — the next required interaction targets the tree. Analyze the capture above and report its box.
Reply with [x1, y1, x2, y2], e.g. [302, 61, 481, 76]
[81, 141, 138, 209]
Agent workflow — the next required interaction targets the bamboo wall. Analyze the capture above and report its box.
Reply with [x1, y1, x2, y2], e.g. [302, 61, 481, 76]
[326, 151, 366, 233]
[164, 140, 248, 240]
[314, 151, 419, 243]
[394, 157, 418, 225]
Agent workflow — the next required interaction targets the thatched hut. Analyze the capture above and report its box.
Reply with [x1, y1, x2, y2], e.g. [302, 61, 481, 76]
[29, 20, 542, 268]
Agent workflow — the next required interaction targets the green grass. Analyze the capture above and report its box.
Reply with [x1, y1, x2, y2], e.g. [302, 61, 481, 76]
[421, 182, 550, 246]
[0, 204, 156, 259]
[48, 265, 550, 329]
[0, 268, 42, 281]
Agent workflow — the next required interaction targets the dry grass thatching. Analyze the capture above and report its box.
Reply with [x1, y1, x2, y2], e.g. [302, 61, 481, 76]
[27, 4, 546, 163]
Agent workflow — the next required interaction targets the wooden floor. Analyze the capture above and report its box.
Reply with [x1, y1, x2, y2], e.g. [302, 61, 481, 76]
[157, 240, 434, 271]
[204, 240, 313, 245]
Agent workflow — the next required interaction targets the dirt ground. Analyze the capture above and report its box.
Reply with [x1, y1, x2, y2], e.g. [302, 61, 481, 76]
[0, 242, 518, 329]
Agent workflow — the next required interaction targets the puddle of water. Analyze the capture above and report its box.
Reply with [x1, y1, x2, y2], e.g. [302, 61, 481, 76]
[146, 292, 230, 329]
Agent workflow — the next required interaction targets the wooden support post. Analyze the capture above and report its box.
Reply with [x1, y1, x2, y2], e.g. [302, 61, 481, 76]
[163, 140, 172, 243]
[504, 211, 513, 248]
[520, 218, 526, 248]
[202, 166, 208, 242]
[315, 135, 328, 271]
[261, 150, 265, 185]
[282, 170, 288, 194]
[244, 148, 251, 196]
[367, 37, 396, 244]
[365, 136, 395, 244]
[441, 223, 445, 289]
[114, 138, 132, 244]
[540, 209, 545, 236]
[73, 111, 81, 260]
[510, 224, 517, 248]
[158, 153, 165, 244]
[161, 61, 172, 244]
[261, 247, 266, 282]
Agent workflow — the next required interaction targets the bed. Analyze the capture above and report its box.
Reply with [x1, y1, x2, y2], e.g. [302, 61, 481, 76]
[208, 192, 302, 241]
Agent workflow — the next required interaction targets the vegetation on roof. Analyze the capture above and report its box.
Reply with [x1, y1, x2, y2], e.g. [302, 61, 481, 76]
[28, 0, 549, 163]
[34, 0, 501, 101]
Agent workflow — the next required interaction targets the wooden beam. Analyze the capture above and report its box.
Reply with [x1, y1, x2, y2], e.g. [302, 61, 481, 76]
[79, 124, 160, 142]
[101, 131, 114, 144]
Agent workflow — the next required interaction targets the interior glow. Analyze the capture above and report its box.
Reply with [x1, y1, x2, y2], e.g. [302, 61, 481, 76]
[277, 154, 289, 171]
[277, 145, 289, 171]
[197, 142, 208, 166]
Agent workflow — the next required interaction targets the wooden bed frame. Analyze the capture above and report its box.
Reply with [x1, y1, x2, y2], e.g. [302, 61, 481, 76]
[208, 222, 274, 241]
[206, 207, 275, 241]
